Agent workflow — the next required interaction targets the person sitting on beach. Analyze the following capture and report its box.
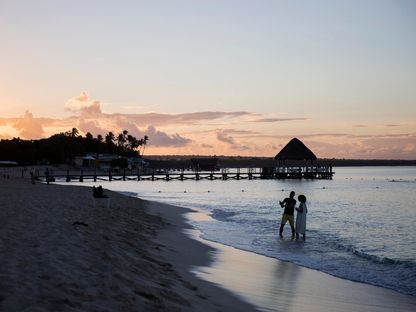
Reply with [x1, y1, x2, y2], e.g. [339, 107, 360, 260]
[45, 167, 50, 185]
[279, 191, 296, 238]
[93, 185, 108, 198]
[295, 194, 308, 240]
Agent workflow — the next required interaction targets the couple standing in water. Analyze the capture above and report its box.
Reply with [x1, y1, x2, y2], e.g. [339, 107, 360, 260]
[279, 191, 307, 240]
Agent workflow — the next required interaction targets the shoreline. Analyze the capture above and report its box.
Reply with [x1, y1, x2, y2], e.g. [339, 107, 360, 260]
[0, 177, 257, 311]
[1, 177, 415, 311]
[150, 205, 416, 312]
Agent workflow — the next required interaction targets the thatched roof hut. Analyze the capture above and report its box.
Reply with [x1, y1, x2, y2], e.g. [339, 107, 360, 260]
[274, 138, 317, 162]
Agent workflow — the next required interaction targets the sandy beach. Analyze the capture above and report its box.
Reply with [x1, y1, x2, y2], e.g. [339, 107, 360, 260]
[1, 176, 415, 311]
[0, 177, 256, 311]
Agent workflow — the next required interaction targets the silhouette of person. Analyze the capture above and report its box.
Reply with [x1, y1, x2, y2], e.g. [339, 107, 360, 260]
[45, 168, 50, 185]
[295, 194, 308, 240]
[30, 168, 35, 184]
[93, 185, 108, 198]
[279, 191, 296, 238]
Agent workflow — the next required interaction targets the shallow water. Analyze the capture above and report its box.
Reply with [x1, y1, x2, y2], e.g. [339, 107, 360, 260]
[69, 167, 416, 296]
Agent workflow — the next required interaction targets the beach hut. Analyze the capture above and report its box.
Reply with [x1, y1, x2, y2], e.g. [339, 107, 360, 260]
[273, 138, 326, 179]
[274, 138, 317, 164]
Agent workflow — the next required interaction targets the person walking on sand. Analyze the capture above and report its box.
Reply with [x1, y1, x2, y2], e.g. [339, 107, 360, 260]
[279, 191, 296, 238]
[295, 195, 308, 240]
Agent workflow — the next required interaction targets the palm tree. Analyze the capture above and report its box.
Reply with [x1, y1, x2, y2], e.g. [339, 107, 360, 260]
[117, 133, 125, 148]
[139, 135, 148, 156]
[105, 132, 115, 145]
[71, 128, 79, 138]
[126, 135, 137, 150]
[97, 134, 103, 142]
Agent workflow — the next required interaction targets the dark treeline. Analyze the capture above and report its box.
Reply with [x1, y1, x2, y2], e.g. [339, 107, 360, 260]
[0, 128, 148, 165]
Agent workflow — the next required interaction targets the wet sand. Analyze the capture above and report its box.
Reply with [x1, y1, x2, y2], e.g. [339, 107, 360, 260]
[186, 212, 416, 312]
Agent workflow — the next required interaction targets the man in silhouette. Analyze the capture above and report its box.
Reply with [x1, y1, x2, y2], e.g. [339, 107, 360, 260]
[279, 191, 296, 238]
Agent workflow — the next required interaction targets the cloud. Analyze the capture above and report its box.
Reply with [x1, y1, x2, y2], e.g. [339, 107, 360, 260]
[64, 91, 89, 111]
[12, 110, 44, 139]
[216, 130, 236, 145]
[0, 133, 12, 140]
[65, 92, 102, 117]
[118, 111, 256, 127]
[304, 134, 416, 159]
[3, 92, 414, 159]
[216, 130, 251, 151]
[64, 92, 255, 127]
[144, 126, 192, 147]
[80, 101, 102, 116]
[251, 117, 308, 123]
[77, 119, 107, 135]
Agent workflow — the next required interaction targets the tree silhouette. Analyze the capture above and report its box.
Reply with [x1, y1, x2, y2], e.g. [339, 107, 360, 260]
[105, 132, 115, 146]
[0, 128, 148, 165]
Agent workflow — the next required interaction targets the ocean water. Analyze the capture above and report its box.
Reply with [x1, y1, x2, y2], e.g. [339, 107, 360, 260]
[70, 167, 416, 296]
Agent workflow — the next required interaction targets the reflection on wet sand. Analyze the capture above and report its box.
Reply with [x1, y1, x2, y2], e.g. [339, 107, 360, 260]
[187, 211, 416, 312]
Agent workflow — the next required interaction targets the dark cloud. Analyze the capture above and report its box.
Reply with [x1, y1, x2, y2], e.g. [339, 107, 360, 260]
[353, 124, 368, 128]
[385, 124, 401, 127]
[98, 117, 192, 147]
[144, 126, 192, 147]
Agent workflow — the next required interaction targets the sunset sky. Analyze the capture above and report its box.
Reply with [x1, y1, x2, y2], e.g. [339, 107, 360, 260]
[1, 0, 415, 159]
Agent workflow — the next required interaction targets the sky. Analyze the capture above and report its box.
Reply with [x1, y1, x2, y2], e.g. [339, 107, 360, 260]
[1, 0, 415, 159]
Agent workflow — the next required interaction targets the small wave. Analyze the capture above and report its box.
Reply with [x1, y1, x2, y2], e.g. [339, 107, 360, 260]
[119, 191, 139, 197]
[326, 240, 416, 267]
[210, 209, 238, 221]
[350, 248, 414, 267]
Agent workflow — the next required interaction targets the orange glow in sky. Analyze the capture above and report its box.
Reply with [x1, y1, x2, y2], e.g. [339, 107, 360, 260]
[1, 1, 415, 159]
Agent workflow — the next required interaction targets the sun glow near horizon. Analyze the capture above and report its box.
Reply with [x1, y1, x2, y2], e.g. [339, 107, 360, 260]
[0, 1, 415, 159]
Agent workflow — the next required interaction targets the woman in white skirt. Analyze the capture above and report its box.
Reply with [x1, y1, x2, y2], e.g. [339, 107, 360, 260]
[295, 194, 308, 240]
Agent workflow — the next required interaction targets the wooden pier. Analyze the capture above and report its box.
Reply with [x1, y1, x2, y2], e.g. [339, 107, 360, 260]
[35, 166, 334, 183]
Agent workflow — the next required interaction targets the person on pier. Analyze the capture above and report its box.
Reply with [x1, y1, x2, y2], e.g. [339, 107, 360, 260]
[279, 191, 296, 238]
